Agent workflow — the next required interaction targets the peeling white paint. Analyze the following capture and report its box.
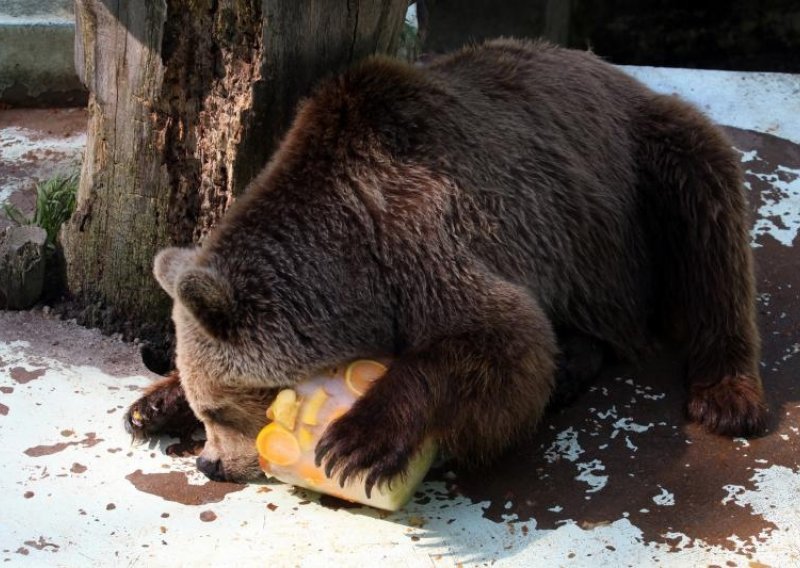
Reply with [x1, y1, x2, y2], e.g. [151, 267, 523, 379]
[596, 406, 618, 420]
[575, 460, 608, 494]
[747, 162, 800, 248]
[652, 487, 675, 507]
[722, 484, 747, 505]
[544, 427, 584, 463]
[736, 148, 760, 163]
[612, 418, 654, 434]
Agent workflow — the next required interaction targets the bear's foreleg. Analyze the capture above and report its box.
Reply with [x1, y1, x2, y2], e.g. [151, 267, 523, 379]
[316, 281, 558, 496]
[125, 371, 202, 440]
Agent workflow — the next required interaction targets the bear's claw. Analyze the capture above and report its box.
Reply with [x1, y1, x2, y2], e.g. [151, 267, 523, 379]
[315, 403, 420, 498]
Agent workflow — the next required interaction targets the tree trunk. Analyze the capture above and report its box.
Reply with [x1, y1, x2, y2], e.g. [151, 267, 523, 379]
[62, 0, 407, 348]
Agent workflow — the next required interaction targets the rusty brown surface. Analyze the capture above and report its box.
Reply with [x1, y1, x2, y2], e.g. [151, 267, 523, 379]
[24, 432, 103, 457]
[124, 470, 246, 506]
[9, 367, 45, 384]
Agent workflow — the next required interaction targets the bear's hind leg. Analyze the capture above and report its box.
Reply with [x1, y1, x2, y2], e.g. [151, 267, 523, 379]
[638, 94, 767, 436]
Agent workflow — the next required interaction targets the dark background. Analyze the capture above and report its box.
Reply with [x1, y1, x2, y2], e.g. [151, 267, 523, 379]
[418, 0, 800, 72]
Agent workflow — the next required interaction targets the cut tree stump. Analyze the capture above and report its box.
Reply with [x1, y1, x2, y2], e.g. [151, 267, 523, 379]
[62, 0, 407, 347]
[0, 226, 48, 310]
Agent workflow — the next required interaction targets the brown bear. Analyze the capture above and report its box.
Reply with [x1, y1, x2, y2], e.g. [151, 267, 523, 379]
[126, 39, 766, 493]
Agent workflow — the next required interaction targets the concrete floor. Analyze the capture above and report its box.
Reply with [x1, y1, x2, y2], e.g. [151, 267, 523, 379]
[1, 68, 799, 567]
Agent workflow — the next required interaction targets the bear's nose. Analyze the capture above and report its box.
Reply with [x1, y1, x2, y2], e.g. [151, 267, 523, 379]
[196, 456, 226, 481]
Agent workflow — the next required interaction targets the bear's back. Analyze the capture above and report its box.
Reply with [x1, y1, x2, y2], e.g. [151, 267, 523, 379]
[209, 40, 657, 328]
[411, 40, 653, 309]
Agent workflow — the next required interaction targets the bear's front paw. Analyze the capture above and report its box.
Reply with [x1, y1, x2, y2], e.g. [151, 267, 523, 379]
[124, 372, 201, 440]
[314, 402, 422, 498]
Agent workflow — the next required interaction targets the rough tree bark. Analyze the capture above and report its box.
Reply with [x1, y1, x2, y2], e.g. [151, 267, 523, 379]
[62, 0, 407, 349]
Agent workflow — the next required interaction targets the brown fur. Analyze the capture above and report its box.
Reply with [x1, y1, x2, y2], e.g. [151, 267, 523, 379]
[127, 39, 766, 489]
[124, 371, 199, 439]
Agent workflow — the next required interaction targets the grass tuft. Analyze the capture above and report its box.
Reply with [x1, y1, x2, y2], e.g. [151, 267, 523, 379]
[2, 173, 79, 248]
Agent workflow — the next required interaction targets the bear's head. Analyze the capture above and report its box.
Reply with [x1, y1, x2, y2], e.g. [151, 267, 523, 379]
[154, 246, 292, 481]
[153, 220, 395, 482]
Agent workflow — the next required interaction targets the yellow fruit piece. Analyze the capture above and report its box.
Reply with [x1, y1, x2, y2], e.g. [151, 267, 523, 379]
[256, 423, 301, 466]
[297, 427, 315, 452]
[301, 388, 329, 426]
[344, 360, 387, 396]
[267, 389, 299, 429]
[275, 389, 298, 407]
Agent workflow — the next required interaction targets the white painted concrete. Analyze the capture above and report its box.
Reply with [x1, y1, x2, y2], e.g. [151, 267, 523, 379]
[0, 124, 85, 203]
[623, 65, 800, 145]
[746, 158, 800, 248]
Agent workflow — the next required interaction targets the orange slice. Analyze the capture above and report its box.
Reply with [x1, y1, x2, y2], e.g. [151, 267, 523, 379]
[256, 423, 301, 466]
[297, 462, 326, 486]
[344, 360, 388, 396]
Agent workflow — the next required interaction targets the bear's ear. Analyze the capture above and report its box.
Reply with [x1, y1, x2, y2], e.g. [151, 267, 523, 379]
[153, 247, 199, 298]
[175, 268, 236, 339]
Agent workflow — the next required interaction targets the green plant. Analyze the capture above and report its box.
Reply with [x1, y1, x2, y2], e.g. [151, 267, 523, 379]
[2, 173, 79, 248]
[398, 20, 421, 62]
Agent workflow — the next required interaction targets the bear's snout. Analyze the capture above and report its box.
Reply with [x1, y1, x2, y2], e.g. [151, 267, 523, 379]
[196, 456, 226, 482]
